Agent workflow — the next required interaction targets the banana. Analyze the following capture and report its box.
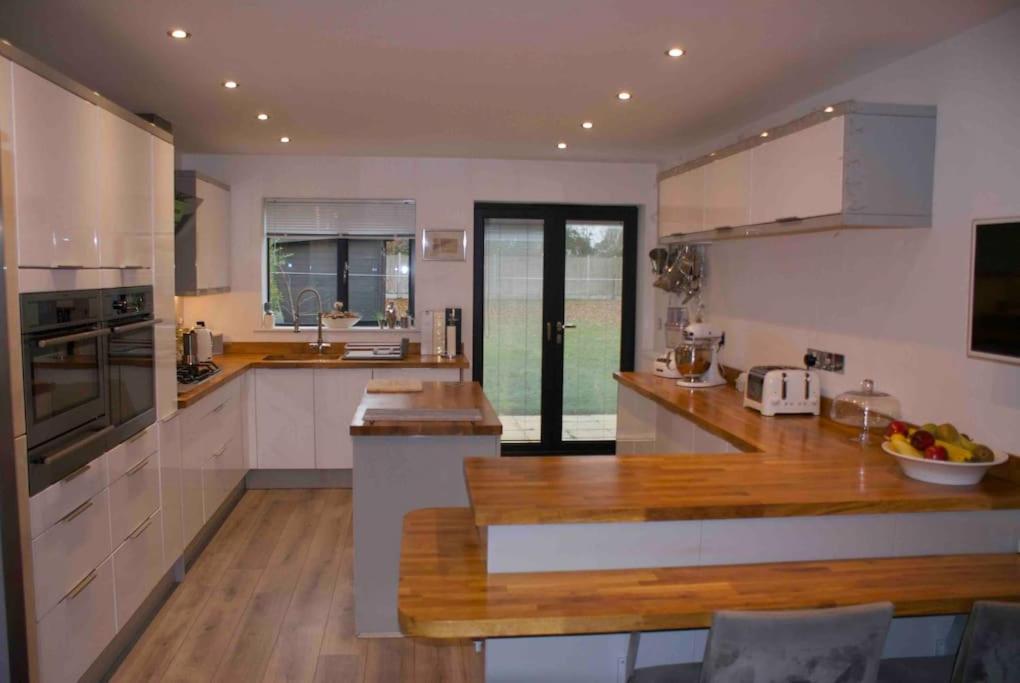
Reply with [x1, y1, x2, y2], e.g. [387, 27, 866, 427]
[937, 439, 972, 463]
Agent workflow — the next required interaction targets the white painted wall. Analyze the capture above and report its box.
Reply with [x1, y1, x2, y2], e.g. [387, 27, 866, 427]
[670, 9, 1020, 453]
[176, 155, 659, 367]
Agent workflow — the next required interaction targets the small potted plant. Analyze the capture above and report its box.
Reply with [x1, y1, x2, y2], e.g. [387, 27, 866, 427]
[322, 301, 361, 329]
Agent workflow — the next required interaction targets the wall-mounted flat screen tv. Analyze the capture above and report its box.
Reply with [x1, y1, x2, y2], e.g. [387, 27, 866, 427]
[968, 217, 1020, 364]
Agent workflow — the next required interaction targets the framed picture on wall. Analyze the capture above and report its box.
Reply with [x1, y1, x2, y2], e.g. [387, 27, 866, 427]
[422, 229, 467, 261]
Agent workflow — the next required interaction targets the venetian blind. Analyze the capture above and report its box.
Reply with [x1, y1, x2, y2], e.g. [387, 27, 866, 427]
[264, 199, 416, 238]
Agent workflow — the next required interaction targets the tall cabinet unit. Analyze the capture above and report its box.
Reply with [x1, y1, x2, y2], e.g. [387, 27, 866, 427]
[657, 102, 937, 241]
[11, 64, 100, 268]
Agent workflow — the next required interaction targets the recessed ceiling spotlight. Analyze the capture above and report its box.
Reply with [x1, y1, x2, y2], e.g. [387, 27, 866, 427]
[557, 142, 568, 150]
[280, 136, 290, 143]
[168, 28, 191, 40]
[823, 105, 835, 113]
[223, 80, 239, 89]
[760, 131, 769, 138]
[581, 121, 593, 130]
[256, 113, 270, 121]
[665, 47, 686, 58]
[709, 152, 717, 157]
[617, 91, 632, 101]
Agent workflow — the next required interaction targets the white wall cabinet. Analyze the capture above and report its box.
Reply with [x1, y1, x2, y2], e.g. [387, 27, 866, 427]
[703, 149, 751, 230]
[256, 369, 316, 469]
[175, 171, 231, 294]
[749, 115, 844, 225]
[314, 369, 372, 469]
[658, 166, 704, 237]
[11, 64, 99, 268]
[96, 107, 153, 268]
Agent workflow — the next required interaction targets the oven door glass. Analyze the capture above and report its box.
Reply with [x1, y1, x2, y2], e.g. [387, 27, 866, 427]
[24, 327, 107, 448]
[109, 321, 155, 426]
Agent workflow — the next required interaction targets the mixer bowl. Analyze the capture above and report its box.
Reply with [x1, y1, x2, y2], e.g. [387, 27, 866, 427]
[672, 341, 715, 381]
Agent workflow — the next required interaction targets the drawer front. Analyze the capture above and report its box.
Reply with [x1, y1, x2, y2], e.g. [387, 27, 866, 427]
[29, 453, 108, 539]
[36, 556, 116, 683]
[201, 436, 242, 520]
[185, 387, 240, 464]
[107, 424, 159, 482]
[108, 452, 160, 544]
[112, 510, 164, 629]
[32, 489, 113, 618]
[182, 376, 240, 428]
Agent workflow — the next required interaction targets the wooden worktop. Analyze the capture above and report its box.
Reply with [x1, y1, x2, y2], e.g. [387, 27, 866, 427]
[350, 381, 502, 436]
[176, 343, 468, 409]
[398, 508, 1020, 639]
[462, 372, 1020, 526]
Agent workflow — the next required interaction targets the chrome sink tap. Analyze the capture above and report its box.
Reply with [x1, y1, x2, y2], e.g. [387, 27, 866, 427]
[294, 288, 331, 354]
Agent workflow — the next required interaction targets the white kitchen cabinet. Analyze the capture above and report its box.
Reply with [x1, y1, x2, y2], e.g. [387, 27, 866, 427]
[314, 369, 372, 469]
[159, 414, 185, 568]
[96, 107, 153, 268]
[36, 556, 116, 683]
[152, 137, 176, 323]
[750, 115, 844, 225]
[255, 369, 316, 469]
[11, 64, 99, 268]
[175, 171, 231, 294]
[28, 451, 109, 539]
[108, 452, 160, 546]
[658, 165, 704, 237]
[371, 367, 464, 382]
[112, 509, 164, 629]
[202, 433, 244, 519]
[703, 149, 751, 229]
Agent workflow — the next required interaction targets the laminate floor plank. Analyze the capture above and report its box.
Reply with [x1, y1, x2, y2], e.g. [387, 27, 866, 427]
[111, 489, 482, 683]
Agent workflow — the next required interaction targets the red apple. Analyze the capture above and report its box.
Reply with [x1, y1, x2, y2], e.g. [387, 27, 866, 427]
[924, 445, 949, 461]
[885, 420, 910, 438]
[910, 430, 935, 451]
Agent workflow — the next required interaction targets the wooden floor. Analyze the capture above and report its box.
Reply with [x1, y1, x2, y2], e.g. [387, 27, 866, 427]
[111, 489, 483, 683]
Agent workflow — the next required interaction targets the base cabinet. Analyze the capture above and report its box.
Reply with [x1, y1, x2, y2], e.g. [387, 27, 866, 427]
[314, 369, 372, 469]
[159, 414, 185, 570]
[112, 510, 164, 628]
[256, 369, 315, 469]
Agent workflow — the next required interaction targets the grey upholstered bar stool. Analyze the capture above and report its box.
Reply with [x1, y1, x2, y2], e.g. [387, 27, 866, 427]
[878, 600, 1020, 683]
[627, 602, 893, 683]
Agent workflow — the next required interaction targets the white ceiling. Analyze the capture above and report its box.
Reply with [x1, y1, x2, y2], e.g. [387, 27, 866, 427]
[1, 0, 1015, 162]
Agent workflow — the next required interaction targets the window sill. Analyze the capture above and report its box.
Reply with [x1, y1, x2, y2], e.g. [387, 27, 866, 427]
[252, 326, 419, 335]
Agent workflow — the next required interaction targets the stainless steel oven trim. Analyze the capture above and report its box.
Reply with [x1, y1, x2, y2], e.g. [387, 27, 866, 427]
[111, 318, 162, 335]
[39, 426, 113, 466]
[37, 326, 110, 348]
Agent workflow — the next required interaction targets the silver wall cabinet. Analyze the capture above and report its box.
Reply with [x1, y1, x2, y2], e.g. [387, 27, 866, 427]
[658, 102, 937, 242]
[174, 171, 231, 294]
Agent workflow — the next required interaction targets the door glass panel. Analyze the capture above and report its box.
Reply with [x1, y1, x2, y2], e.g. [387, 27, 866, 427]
[29, 337, 101, 420]
[561, 222, 624, 442]
[483, 219, 544, 443]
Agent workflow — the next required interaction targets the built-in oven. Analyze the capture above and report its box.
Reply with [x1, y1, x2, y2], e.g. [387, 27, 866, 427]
[104, 286, 158, 444]
[21, 289, 112, 494]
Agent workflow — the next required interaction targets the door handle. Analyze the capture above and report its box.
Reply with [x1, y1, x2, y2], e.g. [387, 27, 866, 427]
[557, 322, 576, 332]
[546, 322, 553, 342]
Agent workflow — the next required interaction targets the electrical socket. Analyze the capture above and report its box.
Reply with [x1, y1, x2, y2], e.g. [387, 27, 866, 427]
[805, 348, 845, 373]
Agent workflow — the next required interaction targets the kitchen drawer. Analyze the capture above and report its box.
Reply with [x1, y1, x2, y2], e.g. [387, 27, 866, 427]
[201, 435, 243, 520]
[32, 488, 113, 620]
[108, 452, 160, 545]
[29, 453, 108, 539]
[185, 385, 240, 463]
[182, 377, 240, 429]
[107, 424, 158, 483]
[112, 510, 164, 629]
[36, 556, 116, 683]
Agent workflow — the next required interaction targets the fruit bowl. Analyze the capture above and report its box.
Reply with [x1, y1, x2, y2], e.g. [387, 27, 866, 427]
[881, 441, 1008, 486]
[322, 316, 360, 330]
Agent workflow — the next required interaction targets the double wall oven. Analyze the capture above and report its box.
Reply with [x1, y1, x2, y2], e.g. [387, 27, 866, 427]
[21, 286, 158, 495]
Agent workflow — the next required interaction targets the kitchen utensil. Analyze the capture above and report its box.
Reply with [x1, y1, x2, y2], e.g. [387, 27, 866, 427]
[673, 321, 726, 388]
[743, 366, 821, 416]
[182, 329, 198, 367]
[830, 379, 901, 444]
[881, 441, 1007, 486]
[194, 321, 214, 362]
[649, 248, 669, 275]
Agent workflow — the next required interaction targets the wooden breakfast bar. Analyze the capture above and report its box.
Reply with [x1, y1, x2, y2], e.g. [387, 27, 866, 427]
[397, 373, 1020, 682]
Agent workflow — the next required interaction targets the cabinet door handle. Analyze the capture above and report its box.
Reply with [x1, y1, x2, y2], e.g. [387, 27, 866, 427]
[125, 457, 150, 477]
[59, 499, 93, 524]
[212, 402, 227, 414]
[60, 463, 91, 484]
[212, 445, 227, 458]
[128, 517, 154, 540]
[61, 571, 97, 603]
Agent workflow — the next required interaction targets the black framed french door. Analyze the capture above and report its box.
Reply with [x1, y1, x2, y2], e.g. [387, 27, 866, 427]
[473, 202, 638, 454]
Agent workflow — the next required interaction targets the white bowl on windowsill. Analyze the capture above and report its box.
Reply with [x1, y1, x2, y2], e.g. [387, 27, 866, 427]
[322, 316, 361, 330]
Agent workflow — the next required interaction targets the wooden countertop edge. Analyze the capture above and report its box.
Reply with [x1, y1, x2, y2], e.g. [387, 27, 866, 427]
[349, 381, 503, 437]
[397, 509, 1020, 639]
[177, 353, 469, 408]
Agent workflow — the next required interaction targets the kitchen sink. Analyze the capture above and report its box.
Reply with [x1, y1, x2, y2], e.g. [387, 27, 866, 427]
[261, 353, 343, 361]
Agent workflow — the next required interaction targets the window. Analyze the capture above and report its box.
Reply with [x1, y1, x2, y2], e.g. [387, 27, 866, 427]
[264, 200, 415, 327]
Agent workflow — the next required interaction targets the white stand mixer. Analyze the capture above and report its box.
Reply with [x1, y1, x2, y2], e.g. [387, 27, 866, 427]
[674, 321, 727, 389]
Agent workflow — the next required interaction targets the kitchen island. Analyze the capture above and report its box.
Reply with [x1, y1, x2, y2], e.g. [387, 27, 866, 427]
[351, 381, 501, 636]
[398, 372, 1020, 682]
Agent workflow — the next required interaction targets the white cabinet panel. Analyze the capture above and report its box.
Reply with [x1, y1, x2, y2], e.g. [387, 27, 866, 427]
[314, 369, 372, 469]
[159, 414, 185, 567]
[32, 489, 113, 619]
[750, 116, 845, 224]
[154, 324, 178, 421]
[11, 64, 99, 268]
[202, 434, 243, 518]
[96, 107, 152, 268]
[36, 556, 116, 683]
[692, 426, 739, 453]
[195, 178, 230, 291]
[654, 405, 694, 453]
[108, 453, 160, 545]
[152, 138, 176, 321]
[106, 424, 158, 482]
[256, 369, 315, 469]
[28, 452, 108, 539]
[658, 166, 703, 236]
[112, 510, 164, 629]
[703, 150, 751, 229]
